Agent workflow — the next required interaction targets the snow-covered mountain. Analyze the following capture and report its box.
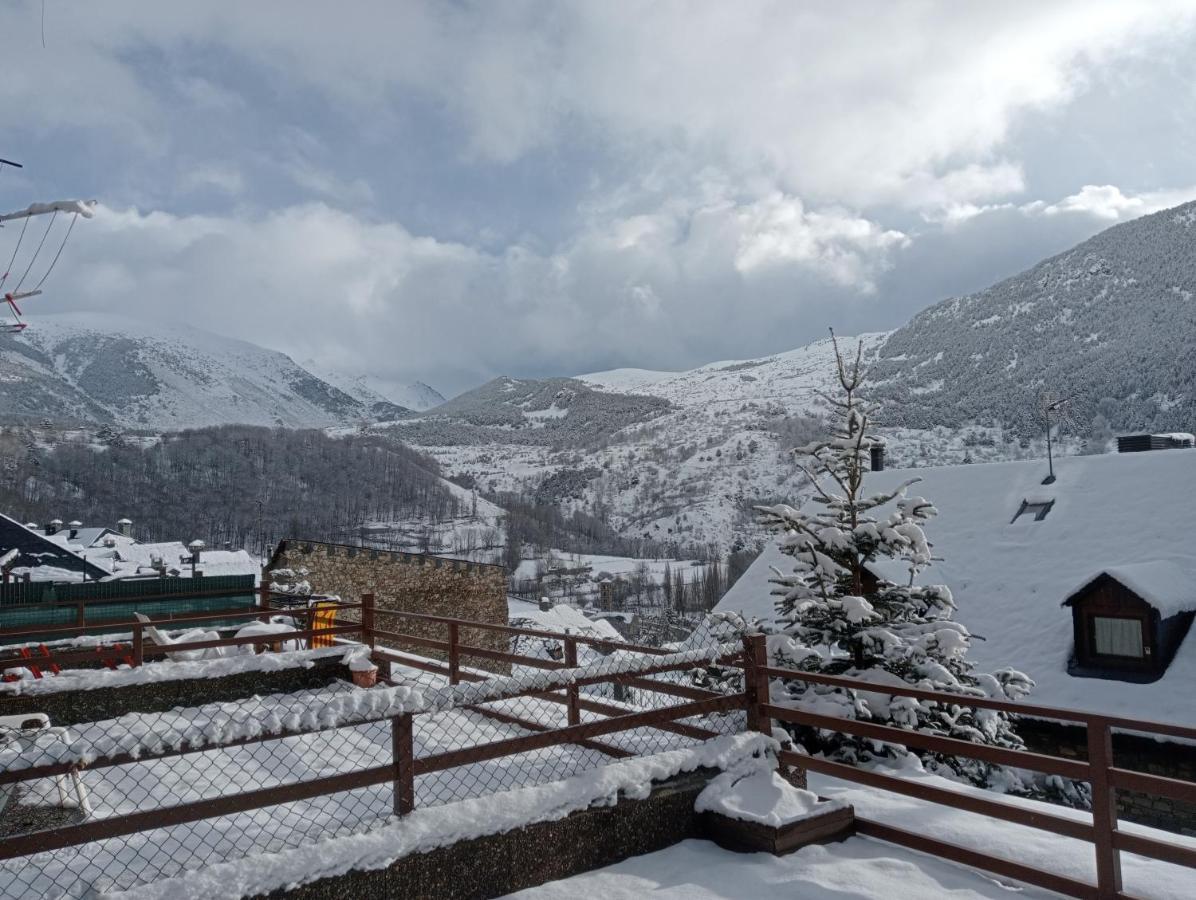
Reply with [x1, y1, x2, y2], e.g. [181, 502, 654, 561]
[383, 337, 889, 552]
[870, 200, 1196, 436]
[303, 361, 446, 414]
[0, 313, 415, 429]
[389, 200, 1196, 551]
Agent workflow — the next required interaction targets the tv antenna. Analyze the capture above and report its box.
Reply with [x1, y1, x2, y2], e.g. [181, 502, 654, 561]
[0, 157, 95, 333]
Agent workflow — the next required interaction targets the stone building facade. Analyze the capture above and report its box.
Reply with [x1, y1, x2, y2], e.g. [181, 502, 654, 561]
[267, 540, 509, 673]
[1018, 718, 1196, 836]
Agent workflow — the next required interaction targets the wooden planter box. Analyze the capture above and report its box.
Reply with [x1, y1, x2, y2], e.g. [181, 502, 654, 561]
[700, 801, 855, 855]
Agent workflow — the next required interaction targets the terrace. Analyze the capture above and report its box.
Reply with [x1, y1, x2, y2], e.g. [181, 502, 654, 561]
[0, 595, 1194, 899]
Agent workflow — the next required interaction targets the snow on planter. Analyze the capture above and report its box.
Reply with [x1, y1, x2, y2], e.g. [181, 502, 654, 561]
[695, 769, 845, 828]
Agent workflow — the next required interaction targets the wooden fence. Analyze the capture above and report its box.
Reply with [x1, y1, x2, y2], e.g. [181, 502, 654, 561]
[1, 605, 1194, 899]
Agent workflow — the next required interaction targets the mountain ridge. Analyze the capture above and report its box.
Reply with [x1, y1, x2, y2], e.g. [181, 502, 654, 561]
[0, 312, 415, 430]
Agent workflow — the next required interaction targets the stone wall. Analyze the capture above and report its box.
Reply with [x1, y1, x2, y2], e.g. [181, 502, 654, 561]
[269, 541, 509, 674]
[1018, 717, 1196, 836]
[260, 768, 715, 900]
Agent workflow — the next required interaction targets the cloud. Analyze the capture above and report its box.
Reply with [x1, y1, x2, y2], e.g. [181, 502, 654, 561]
[6, 2, 1196, 394]
[38, 193, 910, 393]
[1027, 183, 1196, 221]
[7, 2, 1196, 214]
[733, 194, 908, 290]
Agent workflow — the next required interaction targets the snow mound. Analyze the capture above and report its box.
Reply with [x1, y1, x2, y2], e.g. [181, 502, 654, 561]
[695, 768, 844, 827]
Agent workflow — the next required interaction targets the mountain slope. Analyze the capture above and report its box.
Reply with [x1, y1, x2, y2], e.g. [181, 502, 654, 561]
[303, 361, 445, 414]
[871, 201, 1196, 435]
[0, 313, 408, 429]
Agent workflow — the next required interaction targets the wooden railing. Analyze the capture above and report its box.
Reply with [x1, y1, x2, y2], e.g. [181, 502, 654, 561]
[0, 598, 365, 671]
[2, 603, 1194, 900]
[0, 641, 739, 866]
[741, 635, 1196, 900]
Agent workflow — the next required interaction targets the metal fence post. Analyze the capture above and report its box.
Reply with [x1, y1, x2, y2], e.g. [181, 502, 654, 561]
[448, 621, 460, 685]
[743, 633, 770, 735]
[1087, 717, 1123, 899]
[564, 636, 580, 726]
[362, 593, 375, 649]
[393, 713, 415, 816]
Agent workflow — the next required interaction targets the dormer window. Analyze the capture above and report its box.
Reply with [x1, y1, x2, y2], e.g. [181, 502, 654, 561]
[1011, 498, 1054, 523]
[1063, 564, 1195, 683]
[1091, 615, 1146, 659]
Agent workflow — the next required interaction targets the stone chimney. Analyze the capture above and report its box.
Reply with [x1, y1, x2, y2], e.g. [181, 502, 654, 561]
[539, 596, 553, 612]
[117, 518, 133, 537]
[46, 518, 63, 536]
[68, 520, 82, 540]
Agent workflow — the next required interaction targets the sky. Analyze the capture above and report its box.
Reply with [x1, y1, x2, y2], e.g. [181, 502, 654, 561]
[2, 1, 1196, 399]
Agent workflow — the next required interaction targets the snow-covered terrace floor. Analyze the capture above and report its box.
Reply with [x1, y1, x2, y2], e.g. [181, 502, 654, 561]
[509, 838, 1061, 900]
[0, 659, 723, 898]
[516, 763, 1196, 900]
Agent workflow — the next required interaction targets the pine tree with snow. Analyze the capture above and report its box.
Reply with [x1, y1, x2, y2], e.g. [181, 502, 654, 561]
[755, 332, 1074, 799]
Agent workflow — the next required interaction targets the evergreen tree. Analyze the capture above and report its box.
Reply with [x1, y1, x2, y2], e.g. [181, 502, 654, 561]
[755, 333, 1066, 797]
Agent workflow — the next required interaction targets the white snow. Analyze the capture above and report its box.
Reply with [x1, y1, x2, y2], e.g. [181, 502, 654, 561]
[97, 733, 775, 900]
[0, 645, 348, 698]
[1073, 561, 1196, 618]
[1, 644, 737, 771]
[505, 838, 1059, 900]
[0, 199, 95, 221]
[694, 768, 843, 827]
[810, 764, 1196, 900]
[716, 450, 1196, 726]
[507, 597, 624, 642]
[510, 762, 1196, 900]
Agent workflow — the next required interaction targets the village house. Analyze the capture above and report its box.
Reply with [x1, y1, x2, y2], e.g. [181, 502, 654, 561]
[715, 442, 1196, 832]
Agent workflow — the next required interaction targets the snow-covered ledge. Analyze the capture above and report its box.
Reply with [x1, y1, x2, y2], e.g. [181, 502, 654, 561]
[104, 732, 778, 900]
[0, 645, 355, 697]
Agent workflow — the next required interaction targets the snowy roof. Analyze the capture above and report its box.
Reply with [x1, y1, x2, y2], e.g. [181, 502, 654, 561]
[714, 540, 791, 623]
[1064, 561, 1196, 619]
[0, 513, 110, 581]
[507, 597, 624, 642]
[715, 450, 1196, 725]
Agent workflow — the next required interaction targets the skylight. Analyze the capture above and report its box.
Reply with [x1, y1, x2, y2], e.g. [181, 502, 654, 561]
[1011, 498, 1054, 523]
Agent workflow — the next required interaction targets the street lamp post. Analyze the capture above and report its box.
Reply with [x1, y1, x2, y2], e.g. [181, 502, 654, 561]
[1042, 397, 1071, 485]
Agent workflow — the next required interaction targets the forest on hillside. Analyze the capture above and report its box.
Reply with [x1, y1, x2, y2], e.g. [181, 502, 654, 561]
[0, 425, 461, 554]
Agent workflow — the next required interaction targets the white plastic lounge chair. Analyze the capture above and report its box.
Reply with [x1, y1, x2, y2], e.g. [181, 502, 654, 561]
[0, 713, 91, 816]
[133, 613, 226, 661]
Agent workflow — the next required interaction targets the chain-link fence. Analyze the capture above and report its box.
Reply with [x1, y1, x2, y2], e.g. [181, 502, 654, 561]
[0, 626, 747, 899]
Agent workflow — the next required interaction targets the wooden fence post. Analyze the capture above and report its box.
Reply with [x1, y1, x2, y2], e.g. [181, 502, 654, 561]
[393, 713, 415, 816]
[75, 601, 85, 628]
[743, 633, 770, 735]
[448, 621, 460, 685]
[1087, 717, 1123, 899]
[564, 636, 580, 727]
[132, 622, 143, 668]
[362, 593, 375, 649]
